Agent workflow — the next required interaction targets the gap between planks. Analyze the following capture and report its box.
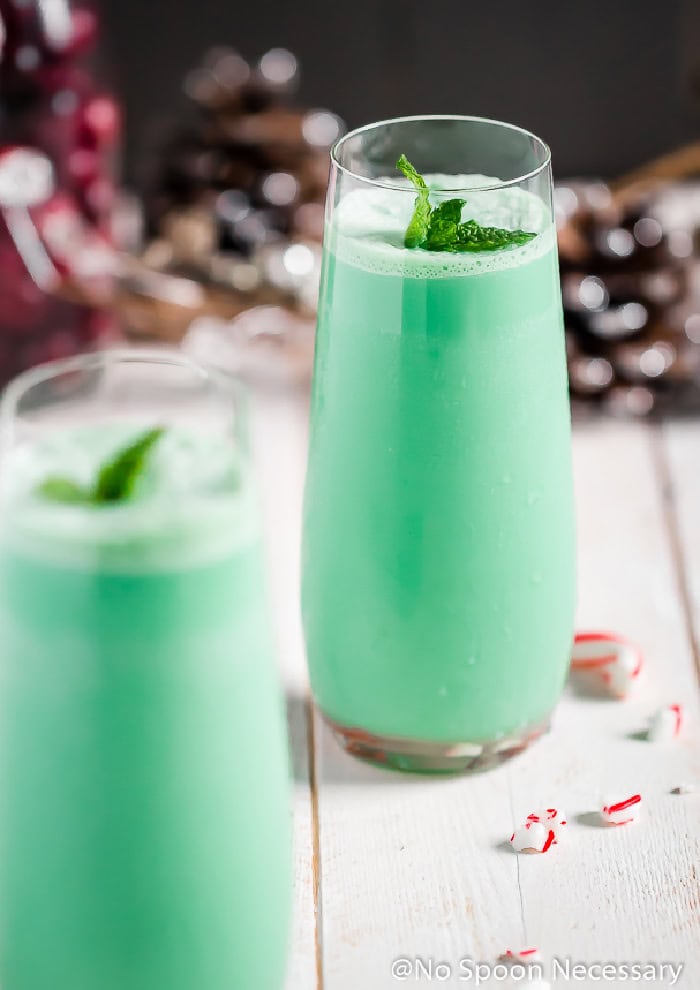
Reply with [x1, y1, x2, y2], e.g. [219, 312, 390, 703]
[307, 697, 325, 990]
[650, 420, 700, 687]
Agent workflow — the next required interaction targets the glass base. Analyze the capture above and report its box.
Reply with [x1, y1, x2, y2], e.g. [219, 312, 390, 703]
[322, 711, 551, 774]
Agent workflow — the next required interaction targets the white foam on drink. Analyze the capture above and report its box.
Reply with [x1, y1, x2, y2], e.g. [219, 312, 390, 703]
[0, 422, 258, 572]
[331, 173, 555, 279]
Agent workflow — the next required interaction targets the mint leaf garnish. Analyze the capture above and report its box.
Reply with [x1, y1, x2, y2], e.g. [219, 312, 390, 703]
[424, 198, 466, 251]
[396, 154, 431, 248]
[453, 218, 537, 252]
[93, 427, 164, 503]
[36, 427, 165, 506]
[37, 477, 91, 504]
[396, 156, 537, 253]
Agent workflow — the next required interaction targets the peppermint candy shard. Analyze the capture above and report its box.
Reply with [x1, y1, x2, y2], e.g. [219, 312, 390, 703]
[601, 793, 642, 826]
[499, 947, 542, 963]
[525, 807, 567, 842]
[571, 631, 643, 699]
[510, 821, 555, 854]
[647, 703, 683, 742]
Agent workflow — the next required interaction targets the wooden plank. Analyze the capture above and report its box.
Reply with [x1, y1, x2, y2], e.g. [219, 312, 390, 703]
[313, 420, 700, 989]
[509, 420, 700, 983]
[251, 388, 318, 990]
[662, 417, 700, 683]
[314, 707, 522, 989]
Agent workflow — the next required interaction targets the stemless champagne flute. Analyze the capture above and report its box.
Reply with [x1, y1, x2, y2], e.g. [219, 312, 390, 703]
[302, 115, 575, 772]
[0, 350, 291, 988]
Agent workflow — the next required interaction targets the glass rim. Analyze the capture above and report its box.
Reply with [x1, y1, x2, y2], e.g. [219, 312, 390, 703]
[331, 114, 552, 193]
[0, 347, 234, 426]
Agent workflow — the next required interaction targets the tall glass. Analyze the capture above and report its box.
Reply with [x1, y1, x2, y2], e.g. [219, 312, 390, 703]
[0, 351, 291, 988]
[302, 116, 575, 772]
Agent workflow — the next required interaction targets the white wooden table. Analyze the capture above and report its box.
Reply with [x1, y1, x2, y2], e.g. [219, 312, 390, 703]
[254, 390, 700, 990]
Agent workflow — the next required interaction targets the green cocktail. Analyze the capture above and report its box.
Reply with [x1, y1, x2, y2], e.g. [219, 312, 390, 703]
[302, 117, 575, 771]
[0, 353, 291, 989]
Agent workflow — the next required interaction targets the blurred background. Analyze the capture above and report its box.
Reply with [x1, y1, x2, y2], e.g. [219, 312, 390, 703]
[2, 0, 700, 414]
[104, 0, 700, 183]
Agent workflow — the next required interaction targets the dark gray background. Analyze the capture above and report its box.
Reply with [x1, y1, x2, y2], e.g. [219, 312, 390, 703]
[101, 0, 700, 185]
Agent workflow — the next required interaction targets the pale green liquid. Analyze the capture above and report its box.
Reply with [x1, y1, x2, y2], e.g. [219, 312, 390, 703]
[0, 431, 291, 989]
[303, 188, 575, 743]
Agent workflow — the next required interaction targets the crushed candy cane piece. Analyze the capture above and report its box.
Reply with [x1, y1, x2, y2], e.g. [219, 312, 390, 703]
[600, 646, 642, 698]
[526, 807, 567, 841]
[601, 793, 642, 826]
[671, 783, 696, 795]
[510, 821, 555, 854]
[571, 631, 643, 698]
[571, 633, 621, 670]
[499, 947, 542, 963]
[647, 703, 683, 742]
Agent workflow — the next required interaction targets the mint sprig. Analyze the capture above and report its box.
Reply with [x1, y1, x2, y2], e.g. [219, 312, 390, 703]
[37, 427, 165, 506]
[93, 428, 164, 502]
[453, 219, 537, 252]
[424, 198, 465, 251]
[396, 153, 431, 248]
[395, 155, 536, 253]
[37, 477, 91, 504]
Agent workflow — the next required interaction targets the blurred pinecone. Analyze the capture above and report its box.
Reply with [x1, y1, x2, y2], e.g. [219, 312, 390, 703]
[133, 46, 344, 341]
[557, 180, 700, 417]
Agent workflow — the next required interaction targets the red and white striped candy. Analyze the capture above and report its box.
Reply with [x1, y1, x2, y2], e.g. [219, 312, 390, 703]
[510, 820, 555, 854]
[647, 703, 683, 742]
[571, 631, 643, 698]
[601, 793, 642, 826]
[499, 947, 542, 963]
[525, 807, 567, 842]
